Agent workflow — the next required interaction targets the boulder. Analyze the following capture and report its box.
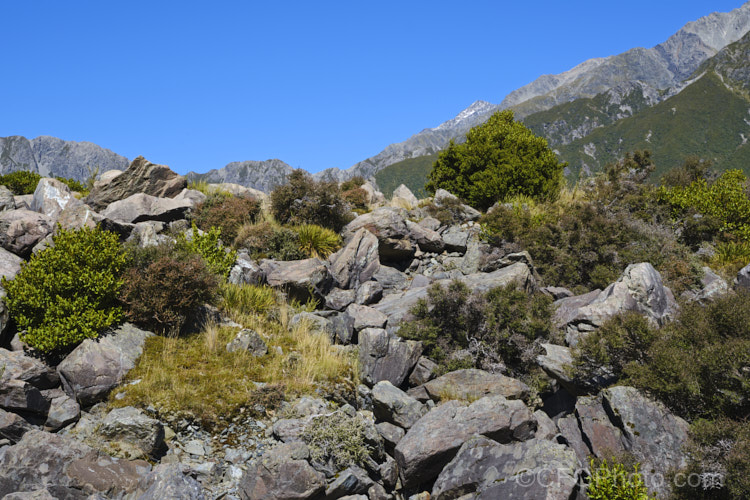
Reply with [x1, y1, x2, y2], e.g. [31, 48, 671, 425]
[376, 421, 405, 455]
[0, 348, 58, 389]
[0, 429, 151, 498]
[405, 220, 445, 253]
[324, 465, 374, 499]
[371, 381, 426, 430]
[0, 186, 15, 212]
[290, 313, 333, 337]
[408, 357, 438, 387]
[431, 436, 579, 500]
[0, 209, 53, 257]
[238, 442, 326, 500]
[422, 369, 530, 402]
[261, 258, 333, 303]
[536, 343, 604, 396]
[342, 207, 415, 261]
[55, 204, 101, 232]
[229, 252, 267, 286]
[359, 181, 385, 206]
[100, 192, 193, 224]
[392, 184, 419, 209]
[329, 228, 380, 289]
[0, 407, 33, 443]
[575, 395, 626, 459]
[433, 189, 480, 222]
[441, 226, 469, 253]
[0, 379, 49, 415]
[226, 329, 267, 356]
[57, 323, 153, 406]
[172, 187, 207, 208]
[85, 156, 186, 210]
[354, 280, 383, 306]
[138, 464, 206, 500]
[358, 328, 422, 388]
[92, 169, 123, 190]
[42, 389, 80, 431]
[325, 288, 356, 311]
[688, 266, 729, 302]
[345, 304, 388, 332]
[554, 263, 678, 346]
[30, 178, 82, 220]
[98, 406, 165, 459]
[394, 395, 536, 489]
[372, 265, 408, 292]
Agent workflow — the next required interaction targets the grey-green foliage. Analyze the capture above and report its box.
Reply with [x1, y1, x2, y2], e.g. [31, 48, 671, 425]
[301, 411, 372, 470]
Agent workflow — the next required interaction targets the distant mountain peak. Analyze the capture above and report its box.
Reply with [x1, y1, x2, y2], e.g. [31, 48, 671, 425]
[435, 100, 498, 131]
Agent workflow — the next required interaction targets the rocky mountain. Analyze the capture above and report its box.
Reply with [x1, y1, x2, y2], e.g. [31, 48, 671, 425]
[0, 135, 129, 181]
[187, 159, 295, 193]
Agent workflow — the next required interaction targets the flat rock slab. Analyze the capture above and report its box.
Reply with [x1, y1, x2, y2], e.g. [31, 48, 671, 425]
[394, 395, 536, 489]
[423, 369, 530, 402]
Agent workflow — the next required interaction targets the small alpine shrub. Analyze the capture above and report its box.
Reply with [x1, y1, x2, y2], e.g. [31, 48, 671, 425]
[301, 411, 372, 471]
[192, 193, 261, 243]
[292, 224, 341, 259]
[119, 254, 219, 334]
[340, 176, 366, 192]
[234, 222, 305, 261]
[182, 223, 237, 278]
[3, 226, 127, 353]
[271, 169, 354, 232]
[0, 171, 43, 195]
[55, 176, 87, 194]
[586, 458, 655, 500]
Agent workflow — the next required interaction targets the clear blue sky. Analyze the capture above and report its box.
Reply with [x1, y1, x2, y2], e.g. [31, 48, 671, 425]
[1, 1, 746, 175]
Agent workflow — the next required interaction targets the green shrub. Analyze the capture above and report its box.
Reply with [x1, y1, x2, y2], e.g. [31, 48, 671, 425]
[340, 176, 366, 192]
[673, 418, 750, 500]
[301, 411, 373, 471]
[119, 254, 219, 334]
[0, 171, 43, 195]
[587, 458, 655, 500]
[181, 223, 237, 278]
[660, 156, 716, 189]
[292, 224, 341, 259]
[342, 187, 369, 213]
[55, 176, 87, 194]
[192, 193, 261, 243]
[398, 281, 554, 377]
[426, 109, 566, 210]
[271, 170, 354, 232]
[3, 226, 127, 353]
[234, 222, 306, 261]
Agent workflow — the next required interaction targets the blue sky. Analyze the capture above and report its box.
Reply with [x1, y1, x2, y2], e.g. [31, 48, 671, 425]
[1, 1, 746, 174]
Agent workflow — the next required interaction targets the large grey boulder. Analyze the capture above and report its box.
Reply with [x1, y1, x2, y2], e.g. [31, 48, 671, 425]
[85, 155, 186, 210]
[324, 465, 374, 499]
[405, 220, 445, 253]
[329, 228, 380, 289]
[345, 303, 388, 332]
[30, 178, 82, 220]
[358, 328, 422, 388]
[0, 186, 15, 212]
[138, 464, 206, 500]
[42, 388, 80, 431]
[422, 369, 530, 402]
[238, 442, 326, 500]
[261, 258, 333, 303]
[97, 406, 165, 459]
[0, 246, 22, 282]
[0, 209, 53, 257]
[0, 379, 49, 416]
[229, 252, 267, 286]
[394, 395, 536, 489]
[392, 184, 419, 208]
[0, 429, 151, 498]
[57, 323, 153, 406]
[554, 263, 677, 346]
[431, 436, 579, 500]
[101, 192, 193, 224]
[0, 348, 58, 389]
[687, 266, 729, 302]
[371, 381, 426, 430]
[342, 207, 415, 261]
[55, 204, 101, 232]
[0, 407, 33, 443]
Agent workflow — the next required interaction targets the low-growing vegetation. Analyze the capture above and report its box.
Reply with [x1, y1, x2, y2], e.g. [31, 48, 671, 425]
[3, 226, 127, 353]
[586, 458, 655, 500]
[192, 192, 261, 243]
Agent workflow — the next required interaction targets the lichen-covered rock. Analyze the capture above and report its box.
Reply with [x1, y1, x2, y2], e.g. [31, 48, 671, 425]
[422, 369, 530, 402]
[97, 406, 165, 459]
[229, 252, 267, 286]
[226, 328, 268, 356]
[238, 442, 326, 500]
[371, 381, 426, 430]
[261, 258, 333, 303]
[394, 395, 536, 489]
[57, 323, 153, 406]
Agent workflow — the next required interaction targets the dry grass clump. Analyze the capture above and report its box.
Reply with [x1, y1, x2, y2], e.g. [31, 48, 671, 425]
[110, 284, 356, 429]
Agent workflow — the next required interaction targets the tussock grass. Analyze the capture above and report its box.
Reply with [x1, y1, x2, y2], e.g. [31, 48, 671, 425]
[110, 285, 356, 428]
[187, 179, 231, 197]
[292, 224, 342, 259]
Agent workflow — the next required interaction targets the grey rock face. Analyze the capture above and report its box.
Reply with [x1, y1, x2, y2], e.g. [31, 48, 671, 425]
[0, 209, 53, 257]
[0, 348, 58, 389]
[554, 262, 677, 346]
[432, 435, 579, 500]
[138, 464, 207, 500]
[30, 178, 82, 220]
[394, 395, 536, 489]
[0, 407, 33, 443]
[325, 465, 374, 498]
[358, 328, 422, 388]
[371, 381, 426, 430]
[188, 159, 295, 193]
[226, 329, 267, 356]
[85, 155, 186, 210]
[422, 369, 530, 402]
[42, 389, 80, 431]
[392, 184, 419, 208]
[325, 288, 356, 311]
[101, 192, 193, 224]
[0, 186, 15, 212]
[342, 207, 415, 261]
[261, 258, 333, 303]
[98, 406, 165, 459]
[0, 379, 49, 415]
[229, 252, 267, 286]
[55, 204, 101, 232]
[345, 303, 388, 332]
[408, 357, 438, 387]
[329, 228, 380, 289]
[238, 442, 326, 500]
[57, 323, 153, 406]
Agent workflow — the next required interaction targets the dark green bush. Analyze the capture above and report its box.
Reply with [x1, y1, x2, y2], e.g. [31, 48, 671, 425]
[271, 170, 354, 232]
[673, 418, 750, 500]
[55, 176, 87, 194]
[340, 176, 366, 192]
[192, 193, 261, 243]
[119, 253, 219, 334]
[0, 171, 43, 195]
[398, 281, 554, 377]
[3, 226, 127, 353]
[660, 156, 716, 189]
[234, 222, 305, 261]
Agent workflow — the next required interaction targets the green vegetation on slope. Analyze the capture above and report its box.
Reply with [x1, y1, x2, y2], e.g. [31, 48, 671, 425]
[556, 72, 750, 179]
[373, 154, 437, 199]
